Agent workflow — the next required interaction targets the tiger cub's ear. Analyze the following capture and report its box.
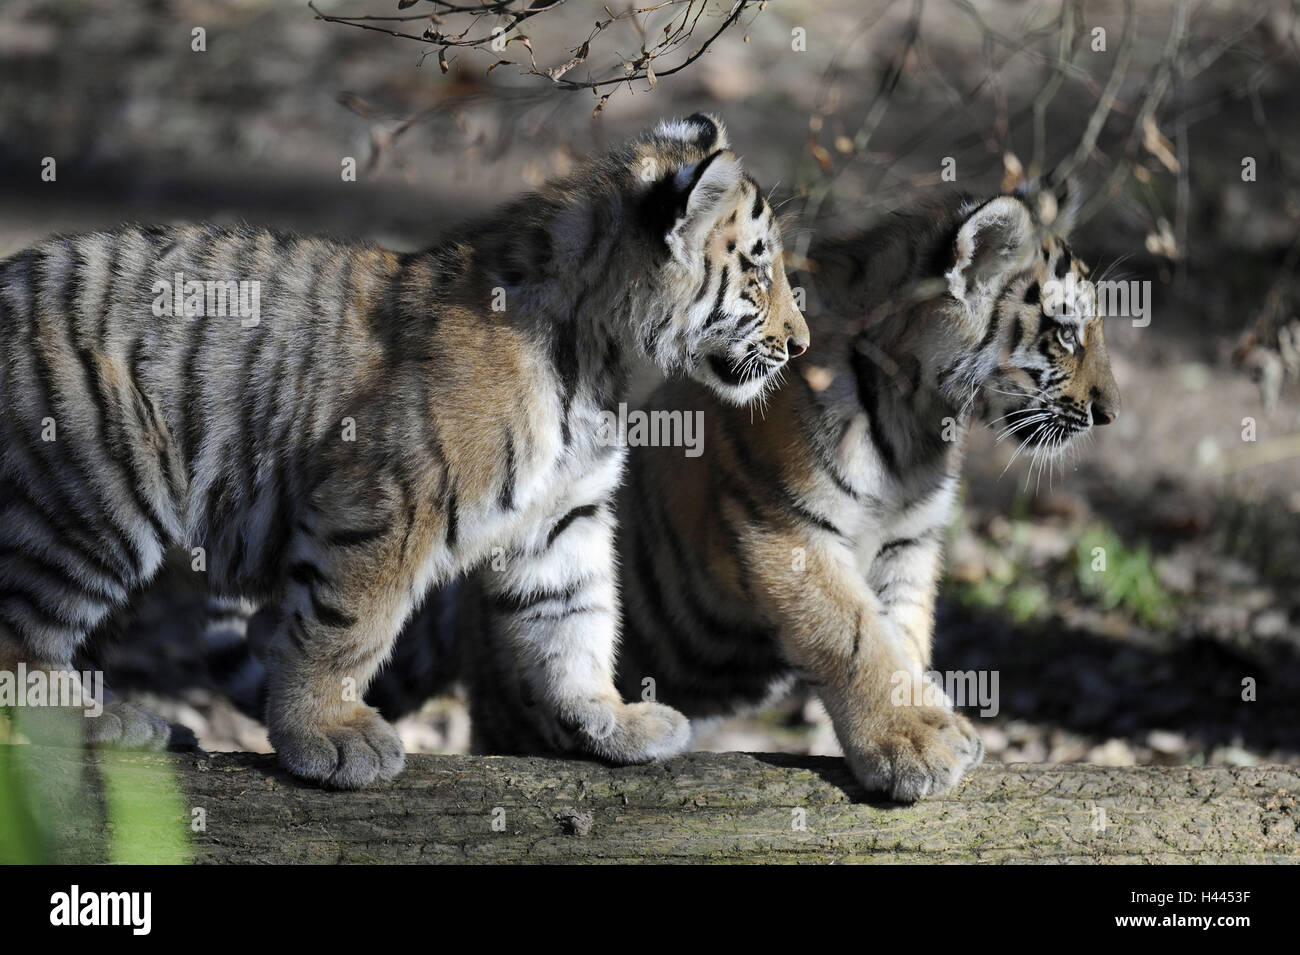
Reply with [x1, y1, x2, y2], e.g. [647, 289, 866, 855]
[664, 148, 746, 264]
[946, 196, 1037, 323]
[655, 112, 730, 152]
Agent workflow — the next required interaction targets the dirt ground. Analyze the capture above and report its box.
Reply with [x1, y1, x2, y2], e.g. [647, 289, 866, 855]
[2, 0, 1298, 768]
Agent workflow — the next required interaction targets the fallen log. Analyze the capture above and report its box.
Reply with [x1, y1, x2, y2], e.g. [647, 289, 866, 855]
[4, 748, 1297, 863]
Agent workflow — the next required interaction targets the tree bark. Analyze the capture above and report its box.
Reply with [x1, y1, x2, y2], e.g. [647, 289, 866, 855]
[6, 748, 1298, 863]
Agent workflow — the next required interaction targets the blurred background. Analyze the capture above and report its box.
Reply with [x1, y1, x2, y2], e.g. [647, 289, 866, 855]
[2, 0, 1298, 768]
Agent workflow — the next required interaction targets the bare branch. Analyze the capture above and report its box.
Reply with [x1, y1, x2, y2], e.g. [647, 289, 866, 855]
[309, 0, 760, 106]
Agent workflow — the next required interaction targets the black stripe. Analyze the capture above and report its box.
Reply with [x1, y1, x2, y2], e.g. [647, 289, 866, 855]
[1009, 312, 1026, 353]
[814, 440, 861, 500]
[489, 580, 583, 617]
[703, 265, 730, 328]
[0, 546, 110, 604]
[0, 587, 88, 633]
[291, 245, 344, 496]
[550, 288, 586, 444]
[787, 499, 846, 538]
[1054, 248, 1072, 277]
[876, 536, 921, 560]
[499, 431, 516, 511]
[178, 230, 223, 478]
[852, 348, 900, 475]
[515, 604, 610, 625]
[715, 410, 846, 538]
[977, 303, 1003, 351]
[546, 503, 600, 547]
[393, 471, 417, 562]
[28, 249, 145, 574]
[288, 560, 329, 588]
[326, 524, 389, 548]
[445, 491, 459, 549]
[691, 254, 713, 304]
[228, 343, 289, 581]
[0, 475, 127, 590]
[96, 237, 121, 346]
[734, 312, 762, 337]
[311, 592, 356, 629]
[685, 150, 723, 196]
[71, 343, 171, 544]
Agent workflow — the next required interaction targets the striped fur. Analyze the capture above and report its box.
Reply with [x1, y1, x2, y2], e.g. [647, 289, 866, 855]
[95, 191, 1117, 803]
[0, 114, 808, 788]
[442, 190, 1118, 798]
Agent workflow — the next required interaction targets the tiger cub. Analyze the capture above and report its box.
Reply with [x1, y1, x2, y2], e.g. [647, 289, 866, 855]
[462, 190, 1120, 799]
[0, 114, 808, 788]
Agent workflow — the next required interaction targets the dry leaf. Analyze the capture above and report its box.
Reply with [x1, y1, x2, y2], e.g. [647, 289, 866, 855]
[1001, 151, 1024, 194]
[1144, 217, 1178, 259]
[1036, 191, 1058, 226]
[548, 40, 589, 81]
[808, 141, 832, 172]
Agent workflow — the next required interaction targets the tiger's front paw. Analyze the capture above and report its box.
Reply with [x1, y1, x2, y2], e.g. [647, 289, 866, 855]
[567, 699, 691, 764]
[843, 707, 984, 802]
[270, 705, 406, 789]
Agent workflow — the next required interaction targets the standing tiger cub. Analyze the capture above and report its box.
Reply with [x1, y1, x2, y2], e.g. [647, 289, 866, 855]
[0, 114, 808, 788]
[462, 189, 1120, 800]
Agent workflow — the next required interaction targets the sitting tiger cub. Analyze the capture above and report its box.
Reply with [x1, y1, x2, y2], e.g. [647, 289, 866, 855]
[0, 114, 808, 788]
[461, 189, 1120, 800]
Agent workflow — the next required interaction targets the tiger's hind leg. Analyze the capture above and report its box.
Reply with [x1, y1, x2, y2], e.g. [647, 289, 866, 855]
[0, 597, 172, 750]
[0, 495, 175, 749]
[0, 246, 188, 750]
